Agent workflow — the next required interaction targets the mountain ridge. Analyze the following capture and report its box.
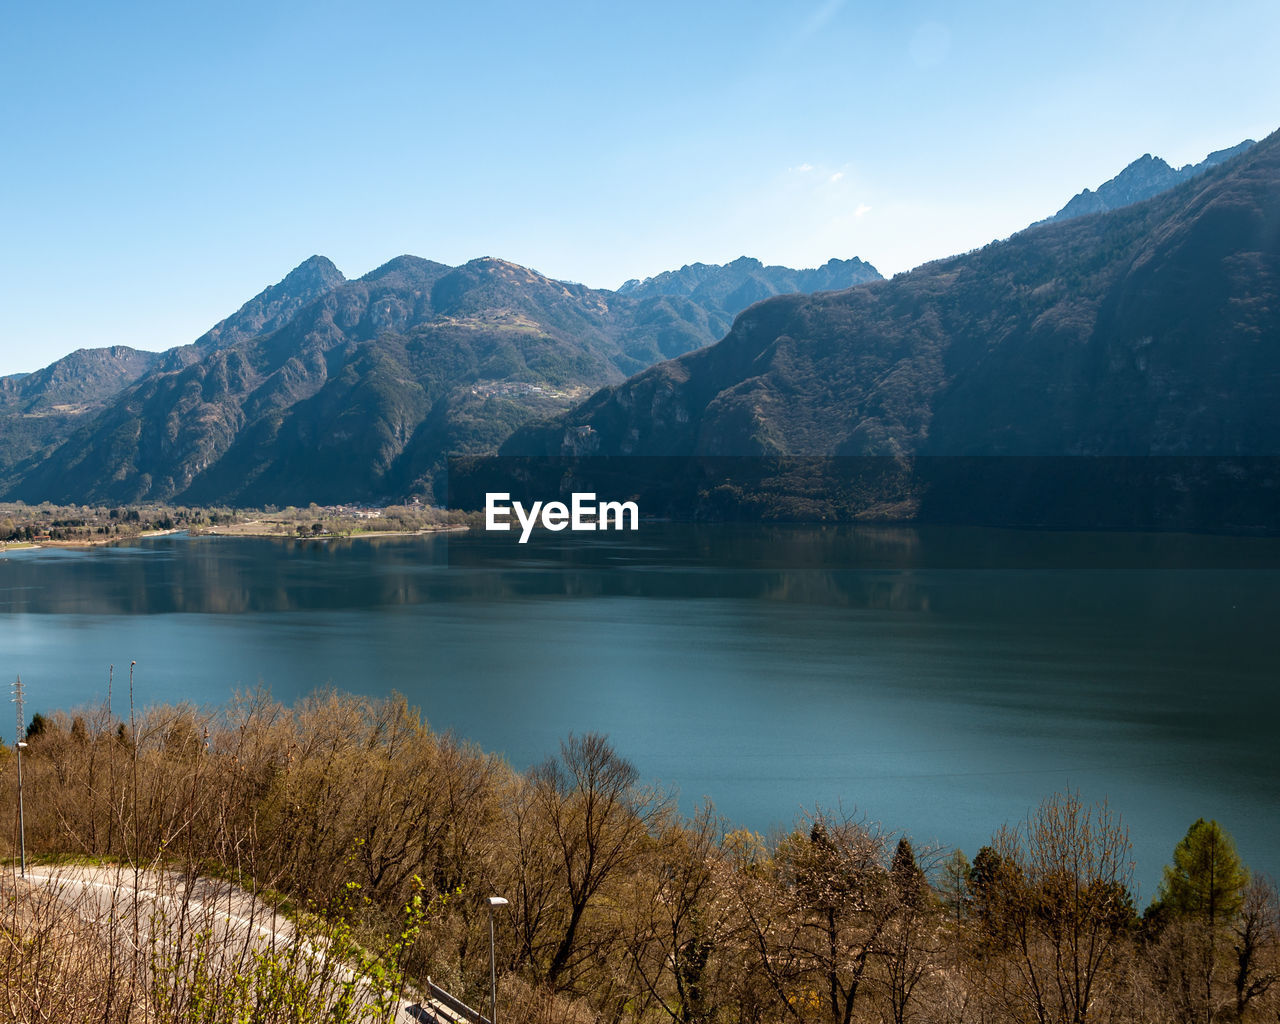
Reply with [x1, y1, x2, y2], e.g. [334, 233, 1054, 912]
[1044, 139, 1255, 225]
[619, 255, 880, 300]
[0, 345, 166, 486]
[4, 251, 884, 505]
[506, 129, 1280, 465]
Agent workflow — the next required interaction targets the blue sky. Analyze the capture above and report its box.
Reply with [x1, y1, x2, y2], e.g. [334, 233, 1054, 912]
[2, 0, 1278, 374]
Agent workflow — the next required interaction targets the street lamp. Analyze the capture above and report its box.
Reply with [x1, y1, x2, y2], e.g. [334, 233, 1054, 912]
[486, 896, 508, 1024]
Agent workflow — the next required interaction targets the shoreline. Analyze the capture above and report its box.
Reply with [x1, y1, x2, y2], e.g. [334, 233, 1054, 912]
[200, 524, 470, 540]
[1, 524, 470, 551]
[0, 528, 184, 551]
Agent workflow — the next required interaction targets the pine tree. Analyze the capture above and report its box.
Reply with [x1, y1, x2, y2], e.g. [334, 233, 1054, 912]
[890, 837, 926, 907]
[1157, 818, 1250, 928]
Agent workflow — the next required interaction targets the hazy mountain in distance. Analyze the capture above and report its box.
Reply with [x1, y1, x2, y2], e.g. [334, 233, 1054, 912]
[1045, 139, 1255, 224]
[618, 256, 882, 336]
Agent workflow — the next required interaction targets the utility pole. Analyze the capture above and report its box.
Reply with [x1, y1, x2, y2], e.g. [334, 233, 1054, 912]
[11, 676, 27, 878]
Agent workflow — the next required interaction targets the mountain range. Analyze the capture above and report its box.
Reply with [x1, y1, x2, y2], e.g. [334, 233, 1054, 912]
[618, 256, 880, 314]
[3, 132, 1275, 526]
[0, 254, 881, 505]
[495, 131, 1280, 528]
[510, 132, 1279, 460]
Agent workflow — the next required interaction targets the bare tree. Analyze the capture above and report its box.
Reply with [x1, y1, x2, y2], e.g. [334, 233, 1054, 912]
[623, 801, 728, 1023]
[1231, 875, 1279, 1021]
[724, 810, 900, 1024]
[989, 792, 1137, 1024]
[521, 733, 669, 991]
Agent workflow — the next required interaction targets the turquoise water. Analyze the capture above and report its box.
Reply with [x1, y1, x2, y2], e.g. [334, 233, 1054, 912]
[2, 525, 1277, 900]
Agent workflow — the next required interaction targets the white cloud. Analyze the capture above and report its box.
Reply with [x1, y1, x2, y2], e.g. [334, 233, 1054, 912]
[855, 203, 871, 218]
[829, 171, 844, 183]
[791, 162, 815, 174]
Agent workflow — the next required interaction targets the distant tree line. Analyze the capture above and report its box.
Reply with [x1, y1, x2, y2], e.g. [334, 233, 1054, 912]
[0, 502, 194, 542]
[2, 691, 1276, 1023]
[0, 501, 470, 545]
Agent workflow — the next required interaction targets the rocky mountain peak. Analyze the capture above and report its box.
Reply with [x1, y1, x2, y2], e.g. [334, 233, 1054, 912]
[193, 255, 347, 354]
[281, 254, 345, 292]
[1047, 139, 1256, 224]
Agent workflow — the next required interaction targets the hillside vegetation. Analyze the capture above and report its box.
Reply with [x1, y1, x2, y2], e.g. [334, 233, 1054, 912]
[4, 691, 1276, 1023]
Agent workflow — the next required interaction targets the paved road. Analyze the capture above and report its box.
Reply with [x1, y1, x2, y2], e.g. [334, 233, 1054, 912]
[19, 865, 474, 1023]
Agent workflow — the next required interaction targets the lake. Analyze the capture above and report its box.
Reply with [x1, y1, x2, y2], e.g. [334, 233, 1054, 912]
[2, 524, 1277, 900]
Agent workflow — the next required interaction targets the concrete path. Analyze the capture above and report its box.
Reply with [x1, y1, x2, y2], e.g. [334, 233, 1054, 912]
[17, 864, 472, 1023]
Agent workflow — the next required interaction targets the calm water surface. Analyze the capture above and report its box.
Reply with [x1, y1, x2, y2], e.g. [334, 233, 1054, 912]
[2, 525, 1277, 899]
